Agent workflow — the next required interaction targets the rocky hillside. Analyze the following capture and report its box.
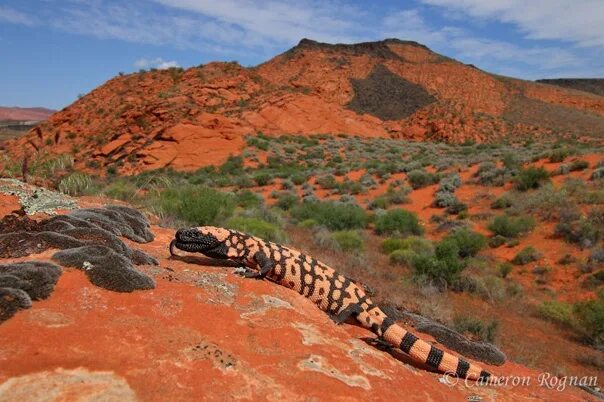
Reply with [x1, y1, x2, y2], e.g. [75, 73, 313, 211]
[2, 39, 604, 174]
[537, 79, 604, 97]
[0, 182, 600, 401]
[0, 106, 54, 121]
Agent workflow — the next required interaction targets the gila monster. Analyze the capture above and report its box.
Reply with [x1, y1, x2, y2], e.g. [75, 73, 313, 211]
[170, 226, 496, 382]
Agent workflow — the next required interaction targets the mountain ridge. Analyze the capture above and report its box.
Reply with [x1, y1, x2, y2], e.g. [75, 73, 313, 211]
[2, 38, 603, 174]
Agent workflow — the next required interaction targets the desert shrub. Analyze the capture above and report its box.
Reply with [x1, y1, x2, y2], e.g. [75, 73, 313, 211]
[281, 179, 295, 190]
[374, 209, 423, 236]
[475, 162, 506, 186]
[552, 164, 570, 176]
[234, 175, 254, 188]
[488, 215, 535, 238]
[298, 219, 318, 229]
[515, 166, 550, 191]
[491, 196, 512, 209]
[219, 155, 244, 175]
[253, 172, 273, 186]
[381, 236, 433, 257]
[570, 159, 589, 172]
[512, 246, 540, 265]
[159, 185, 235, 226]
[558, 254, 576, 265]
[432, 190, 458, 208]
[331, 230, 364, 253]
[407, 169, 439, 189]
[574, 291, 604, 347]
[591, 168, 604, 180]
[453, 316, 498, 343]
[291, 173, 308, 185]
[58, 172, 95, 196]
[226, 216, 284, 242]
[235, 190, 263, 208]
[488, 235, 507, 248]
[498, 262, 513, 278]
[275, 192, 299, 210]
[548, 148, 571, 163]
[316, 174, 337, 189]
[538, 300, 573, 325]
[555, 208, 603, 248]
[443, 228, 486, 258]
[368, 196, 389, 210]
[412, 239, 465, 287]
[291, 200, 367, 231]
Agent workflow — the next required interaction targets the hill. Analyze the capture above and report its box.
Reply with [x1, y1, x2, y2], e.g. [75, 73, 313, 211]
[537, 79, 604, 97]
[0, 106, 55, 122]
[2, 38, 604, 174]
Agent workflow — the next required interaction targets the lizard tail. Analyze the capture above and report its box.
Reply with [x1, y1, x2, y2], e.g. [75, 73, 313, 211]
[359, 308, 495, 382]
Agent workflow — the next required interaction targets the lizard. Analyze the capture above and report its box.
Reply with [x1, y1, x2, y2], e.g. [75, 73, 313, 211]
[170, 226, 496, 382]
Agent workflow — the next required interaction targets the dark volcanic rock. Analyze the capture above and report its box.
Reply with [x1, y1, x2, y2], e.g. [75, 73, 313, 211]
[347, 64, 436, 121]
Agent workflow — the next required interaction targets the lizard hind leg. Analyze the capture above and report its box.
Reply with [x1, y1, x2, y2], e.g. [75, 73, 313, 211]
[329, 303, 364, 325]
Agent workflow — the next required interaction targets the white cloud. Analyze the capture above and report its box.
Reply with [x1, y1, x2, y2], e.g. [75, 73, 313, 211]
[134, 57, 179, 70]
[420, 0, 604, 48]
[0, 6, 36, 26]
[381, 8, 585, 77]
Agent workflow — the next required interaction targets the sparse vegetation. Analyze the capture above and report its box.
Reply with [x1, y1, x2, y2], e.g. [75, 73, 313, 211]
[488, 215, 535, 238]
[374, 209, 423, 236]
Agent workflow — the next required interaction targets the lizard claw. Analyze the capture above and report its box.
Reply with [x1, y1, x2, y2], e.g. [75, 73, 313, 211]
[234, 266, 260, 278]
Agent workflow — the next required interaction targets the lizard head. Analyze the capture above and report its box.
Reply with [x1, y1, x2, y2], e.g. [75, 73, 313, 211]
[171, 226, 231, 255]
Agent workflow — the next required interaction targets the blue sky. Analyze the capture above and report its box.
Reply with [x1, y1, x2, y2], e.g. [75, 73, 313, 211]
[1, 0, 603, 110]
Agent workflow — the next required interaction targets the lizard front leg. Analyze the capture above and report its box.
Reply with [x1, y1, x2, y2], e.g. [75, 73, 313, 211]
[329, 303, 364, 325]
[237, 251, 274, 279]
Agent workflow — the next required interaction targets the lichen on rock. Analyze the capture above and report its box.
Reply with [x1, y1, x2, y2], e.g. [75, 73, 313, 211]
[52, 245, 155, 292]
[0, 261, 62, 323]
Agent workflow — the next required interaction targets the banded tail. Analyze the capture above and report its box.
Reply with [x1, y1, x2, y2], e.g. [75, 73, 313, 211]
[358, 307, 494, 382]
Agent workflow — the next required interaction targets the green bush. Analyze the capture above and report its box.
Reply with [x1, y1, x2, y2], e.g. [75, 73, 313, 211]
[491, 196, 512, 209]
[381, 235, 433, 255]
[159, 185, 235, 225]
[498, 262, 513, 278]
[374, 209, 423, 236]
[219, 155, 244, 175]
[549, 148, 571, 163]
[316, 174, 337, 189]
[488, 215, 535, 238]
[443, 228, 486, 258]
[512, 246, 540, 265]
[226, 216, 284, 242]
[390, 249, 416, 266]
[555, 209, 603, 247]
[489, 235, 507, 248]
[291, 200, 367, 231]
[331, 231, 364, 252]
[412, 239, 465, 287]
[515, 166, 550, 191]
[407, 169, 439, 189]
[574, 291, 604, 347]
[275, 192, 299, 210]
[253, 172, 273, 186]
[538, 300, 573, 325]
[235, 190, 263, 208]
